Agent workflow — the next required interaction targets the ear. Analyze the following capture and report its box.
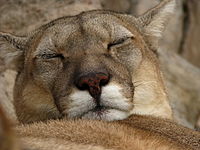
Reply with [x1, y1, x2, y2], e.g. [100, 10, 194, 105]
[136, 0, 176, 48]
[0, 32, 28, 71]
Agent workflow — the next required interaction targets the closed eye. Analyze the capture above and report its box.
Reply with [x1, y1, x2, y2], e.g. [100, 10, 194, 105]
[37, 53, 64, 59]
[107, 37, 133, 50]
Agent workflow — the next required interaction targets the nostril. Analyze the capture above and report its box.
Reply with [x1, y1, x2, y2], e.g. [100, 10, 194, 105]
[75, 72, 110, 92]
[77, 82, 89, 91]
[75, 76, 91, 91]
[98, 73, 110, 87]
[99, 77, 109, 86]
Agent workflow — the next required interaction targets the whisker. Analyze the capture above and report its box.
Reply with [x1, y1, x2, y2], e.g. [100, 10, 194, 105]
[133, 80, 143, 84]
[133, 103, 154, 106]
[133, 80, 157, 88]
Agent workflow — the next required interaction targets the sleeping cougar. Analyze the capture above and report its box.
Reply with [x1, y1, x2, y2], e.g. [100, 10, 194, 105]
[0, 0, 175, 124]
[0, 0, 200, 150]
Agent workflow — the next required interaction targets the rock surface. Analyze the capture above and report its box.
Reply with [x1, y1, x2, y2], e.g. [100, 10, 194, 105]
[181, 0, 200, 68]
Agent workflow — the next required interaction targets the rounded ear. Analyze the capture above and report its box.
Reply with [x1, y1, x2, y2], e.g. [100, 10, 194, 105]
[136, 0, 176, 48]
[0, 32, 28, 71]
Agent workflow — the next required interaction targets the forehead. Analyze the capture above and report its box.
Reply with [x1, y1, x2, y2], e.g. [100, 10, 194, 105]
[48, 14, 133, 39]
[34, 12, 136, 54]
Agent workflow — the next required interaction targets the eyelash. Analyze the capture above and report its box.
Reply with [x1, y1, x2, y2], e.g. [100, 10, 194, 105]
[39, 53, 64, 59]
[107, 37, 133, 50]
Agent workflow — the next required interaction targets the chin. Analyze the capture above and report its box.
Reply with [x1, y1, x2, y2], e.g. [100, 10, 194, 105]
[81, 108, 130, 121]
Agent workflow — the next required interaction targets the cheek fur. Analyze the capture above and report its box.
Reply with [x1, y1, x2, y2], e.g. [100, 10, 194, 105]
[64, 90, 95, 118]
[101, 84, 132, 111]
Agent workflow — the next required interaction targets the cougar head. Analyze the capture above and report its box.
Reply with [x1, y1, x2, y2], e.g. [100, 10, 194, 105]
[0, 0, 175, 123]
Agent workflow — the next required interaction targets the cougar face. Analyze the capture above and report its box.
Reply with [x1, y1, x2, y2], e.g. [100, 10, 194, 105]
[0, 0, 176, 123]
[22, 14, 140, 121]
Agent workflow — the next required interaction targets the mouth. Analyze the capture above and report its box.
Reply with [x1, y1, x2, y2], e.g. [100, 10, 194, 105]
[91, 105, 108, 114]
[81, 105, 109, 117]
[78, 104, 115, 120]
[65, 103, 130, 121]
[80, 105, 130, 121]
[65, 99, 132, 120]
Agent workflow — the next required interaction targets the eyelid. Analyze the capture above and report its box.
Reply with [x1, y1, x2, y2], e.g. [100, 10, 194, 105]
[36, 53, 64, 59]
[108, 36, 133, 49]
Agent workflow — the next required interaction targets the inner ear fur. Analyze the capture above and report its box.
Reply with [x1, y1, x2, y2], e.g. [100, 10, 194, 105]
[0, 32, 28, 71]
[136, 0, 176, 48]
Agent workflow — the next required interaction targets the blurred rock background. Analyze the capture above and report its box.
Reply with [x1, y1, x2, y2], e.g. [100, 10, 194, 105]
[0, 0, 199, 129]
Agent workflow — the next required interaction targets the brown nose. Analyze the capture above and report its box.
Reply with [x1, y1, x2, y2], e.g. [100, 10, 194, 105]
[75, 72, 109, 100]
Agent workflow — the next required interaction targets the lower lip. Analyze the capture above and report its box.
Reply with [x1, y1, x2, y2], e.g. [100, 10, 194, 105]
[93, 108, 107, 115]
[83, 107, 109, 117]
[92, 106, 107, 112]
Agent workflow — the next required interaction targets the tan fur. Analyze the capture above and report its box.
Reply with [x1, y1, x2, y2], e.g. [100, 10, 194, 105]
[0, 105, 19, 150]
[1, 103, 200, 150]
[1, 1, 200, 150]
[0, 0, 177, 124]
[1, 107, 199, 150]
[20, 138, 113, 150]
[1, 0, 199, 150]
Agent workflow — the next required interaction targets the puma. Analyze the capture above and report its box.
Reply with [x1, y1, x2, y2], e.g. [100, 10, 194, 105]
[0, 0, 175, 124]
[0, 0, 200, 150]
